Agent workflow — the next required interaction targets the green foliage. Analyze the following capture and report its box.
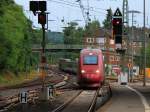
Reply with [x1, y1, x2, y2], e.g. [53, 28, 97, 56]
[137, 44, 150, 68]
[146, 44, 150, 67]
[31, 29, 42, 44]
[63, 20, 100, 44]
[84, 20, 101, 37]
[63, 22, 84, 44]
[0, 0, 14, 7]
[103, 8, 113, 30]
[0, 1, 40, 74]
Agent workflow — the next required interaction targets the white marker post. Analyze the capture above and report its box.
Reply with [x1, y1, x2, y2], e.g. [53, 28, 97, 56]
[20, 92, 27, 103]
[20, 92, 28, 112]
[47, 85, 54, 99]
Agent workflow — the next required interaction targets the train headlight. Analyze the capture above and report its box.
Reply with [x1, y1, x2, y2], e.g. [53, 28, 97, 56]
[96, 70, 100, 73]
[81, 70, 85, 74]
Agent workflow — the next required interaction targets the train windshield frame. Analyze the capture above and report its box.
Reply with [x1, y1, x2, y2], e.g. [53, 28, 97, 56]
[83, 55, 98, 65]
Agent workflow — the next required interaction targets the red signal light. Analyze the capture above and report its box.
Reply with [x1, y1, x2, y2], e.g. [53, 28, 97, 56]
[112, 17, 122, 44]
[116, 21, 120, 24]
[112, 18, 122, 25]
[38, 13, 46, 25]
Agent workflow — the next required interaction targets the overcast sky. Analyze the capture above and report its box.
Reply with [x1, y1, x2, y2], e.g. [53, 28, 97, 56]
[14, 0, 150, 32]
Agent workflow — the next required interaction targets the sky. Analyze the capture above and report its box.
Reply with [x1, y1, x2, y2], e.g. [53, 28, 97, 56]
[14, 0, 150, 32]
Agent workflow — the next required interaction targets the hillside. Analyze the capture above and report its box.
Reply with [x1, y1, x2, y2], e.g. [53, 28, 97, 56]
[0, 0, 40, 73]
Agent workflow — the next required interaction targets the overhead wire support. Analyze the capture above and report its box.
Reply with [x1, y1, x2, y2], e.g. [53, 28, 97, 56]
[123, 0, 129, 27]
[128, 10, 140, 82]
[76, 0, 87, 25]
[87, 0, 90, 24]
[76, 0, 92, 26]
[143, 0, 146, 87]
[122, 0, 129, 39]
[122, 0, 129, 81]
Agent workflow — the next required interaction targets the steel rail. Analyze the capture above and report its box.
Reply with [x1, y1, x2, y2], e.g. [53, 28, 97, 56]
[51, 90, 83, 112]
[88, 87, 100, 112]
[0, 73, 70, 112]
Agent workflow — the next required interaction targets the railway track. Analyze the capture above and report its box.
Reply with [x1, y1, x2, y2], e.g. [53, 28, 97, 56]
[0, 64, 111, 112]
[0, 69, 65, 91]
[51, 87, 101, 112]
[0, 65, 77, 112]
[51, 81, 111, 112]
[0, 78, 75, 112]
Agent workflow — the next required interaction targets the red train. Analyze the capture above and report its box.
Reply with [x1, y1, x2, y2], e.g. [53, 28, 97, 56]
[78, 49, 105, 88]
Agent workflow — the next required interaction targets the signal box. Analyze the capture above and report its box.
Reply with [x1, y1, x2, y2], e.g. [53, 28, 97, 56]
[29, 1, 47, 12]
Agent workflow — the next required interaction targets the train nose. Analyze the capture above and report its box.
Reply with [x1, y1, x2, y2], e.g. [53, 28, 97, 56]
[82, 73, 101, 82]
[81, 69, 101, 75]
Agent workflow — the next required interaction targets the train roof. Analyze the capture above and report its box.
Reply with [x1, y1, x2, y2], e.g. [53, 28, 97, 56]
[80, 48, 102, 54]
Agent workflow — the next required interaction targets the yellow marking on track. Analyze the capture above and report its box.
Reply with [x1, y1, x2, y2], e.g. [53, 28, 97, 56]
[64, 76, 68, 81]
[55, 91, 64, 95]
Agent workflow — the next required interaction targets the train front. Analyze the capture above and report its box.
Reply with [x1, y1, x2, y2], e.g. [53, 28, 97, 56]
[78, 49, 104, 88]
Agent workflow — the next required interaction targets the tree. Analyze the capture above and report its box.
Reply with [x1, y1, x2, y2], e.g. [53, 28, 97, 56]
[63, 20, 100, 45]
[63, 22, 84, 44]
[84, 20, 101, 37]
[103, 8, 113, 30]
[146, 44, 150, 67]
[0, 0, 41, 74]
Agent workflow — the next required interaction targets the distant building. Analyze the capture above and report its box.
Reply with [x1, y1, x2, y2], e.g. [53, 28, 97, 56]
[83, 28, 119, 65]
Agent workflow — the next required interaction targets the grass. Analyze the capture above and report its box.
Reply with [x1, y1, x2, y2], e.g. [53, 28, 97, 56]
[0, 71, 40, 87]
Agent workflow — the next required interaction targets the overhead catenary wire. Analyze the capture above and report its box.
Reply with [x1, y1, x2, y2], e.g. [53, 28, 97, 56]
[57, 0, 107, 11]
[47, 0, 107, 25]
[48, 0, 107, 15]
[59, 0, 149, 27]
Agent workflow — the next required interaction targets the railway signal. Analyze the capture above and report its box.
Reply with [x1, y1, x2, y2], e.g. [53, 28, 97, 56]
[29, 1, 47, 12]
[29, 1, 47, 24]
[39, 1, 47, 11]
[29, 1, 48, 100]
[113, 8, 123, 44]
[30, 1, 39, 13]
[113, 8, 126, 54]
[38, 13, 46, 25]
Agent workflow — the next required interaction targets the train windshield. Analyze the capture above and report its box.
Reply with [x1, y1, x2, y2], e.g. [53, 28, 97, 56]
[83, 55, 98, 65]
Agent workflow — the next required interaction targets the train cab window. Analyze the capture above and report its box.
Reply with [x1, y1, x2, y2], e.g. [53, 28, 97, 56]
[83, 55, 98, 65]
